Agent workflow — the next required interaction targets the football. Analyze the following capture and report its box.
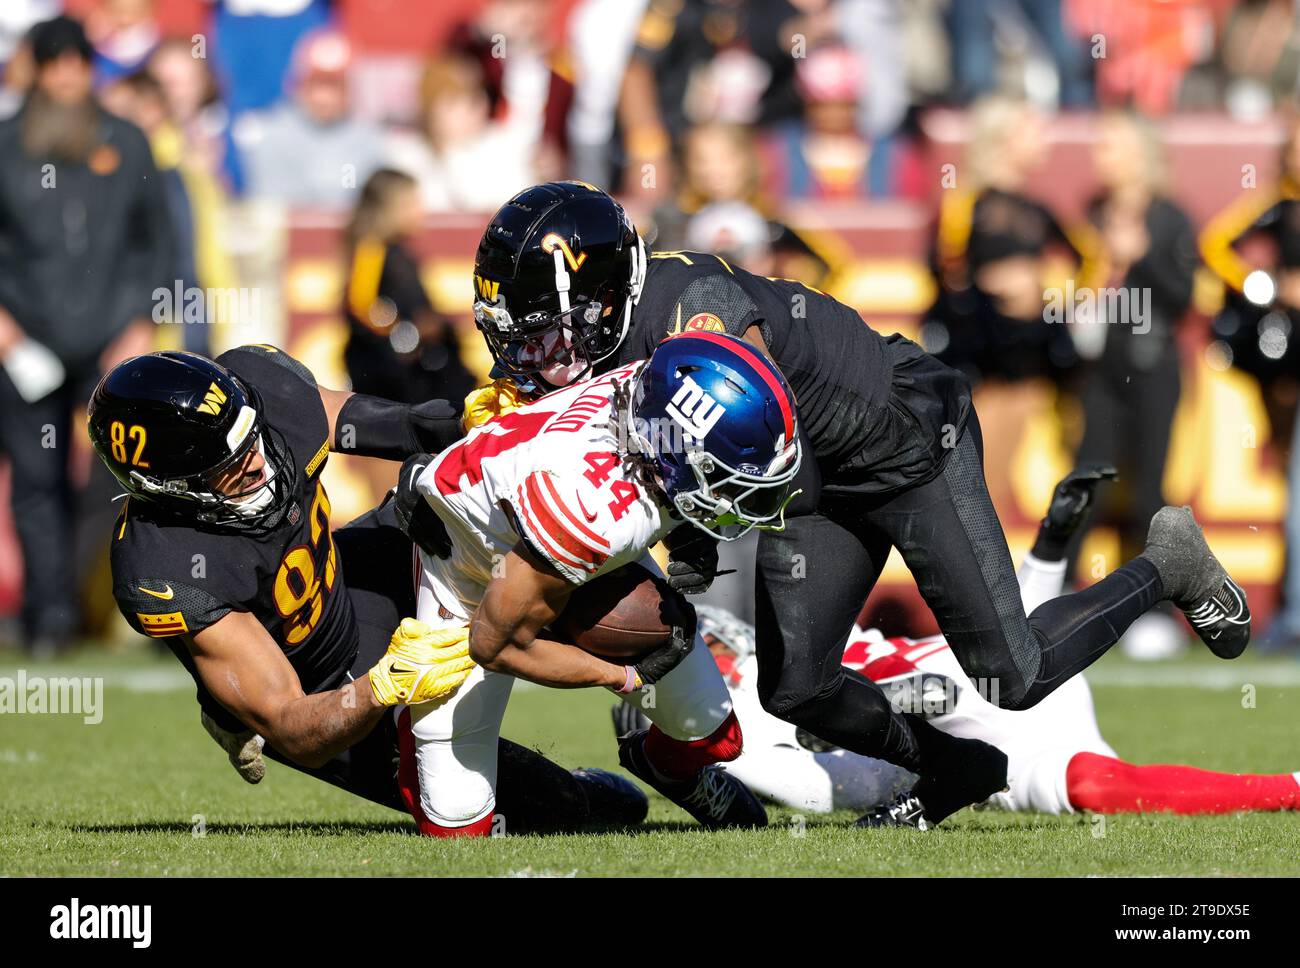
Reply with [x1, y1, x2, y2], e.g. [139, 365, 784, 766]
[550, 562, 691, 663]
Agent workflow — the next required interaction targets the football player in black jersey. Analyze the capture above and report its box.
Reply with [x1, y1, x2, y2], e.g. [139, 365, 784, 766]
[458, 181, 1253, 826]
[88, 344, 647, 835]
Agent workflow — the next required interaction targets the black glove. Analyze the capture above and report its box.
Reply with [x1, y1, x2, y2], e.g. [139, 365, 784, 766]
[664, 525, 719, 596]
[1032, 462, 1118, 560]
[610, 701, 651, 739]
[394, 453, 452, 559]
[633, 621, 694, 686]
[408, 398, 464, 454]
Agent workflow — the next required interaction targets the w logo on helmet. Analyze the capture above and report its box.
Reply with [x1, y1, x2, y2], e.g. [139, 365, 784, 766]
[197, 382, 227, 416]
[665, 375, 726, 441]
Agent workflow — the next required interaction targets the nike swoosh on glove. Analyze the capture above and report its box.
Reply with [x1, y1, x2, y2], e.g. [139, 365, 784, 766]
[369, 618, 476, 706]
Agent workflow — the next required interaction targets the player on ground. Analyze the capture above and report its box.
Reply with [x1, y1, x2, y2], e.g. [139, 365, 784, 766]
[394, 332, 801, 835]
[615, 467, 1299, 822]
[466, 180, 1252, 825]
[88, 346, 647, 836]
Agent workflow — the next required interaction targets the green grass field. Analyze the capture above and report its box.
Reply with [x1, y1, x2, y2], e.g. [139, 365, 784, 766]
[1, 646, 1297, 877]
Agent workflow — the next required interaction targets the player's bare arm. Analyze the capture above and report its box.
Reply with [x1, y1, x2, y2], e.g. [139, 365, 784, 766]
[317, 386, 353, 445]
[469, 545, 628, 689]
[188, 611, 383, 769]
[187, 607, 473, 769]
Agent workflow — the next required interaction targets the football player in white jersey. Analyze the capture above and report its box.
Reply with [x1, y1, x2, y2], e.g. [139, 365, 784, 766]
[621, 467, 1300, 823]
[394, 331, 803, 836]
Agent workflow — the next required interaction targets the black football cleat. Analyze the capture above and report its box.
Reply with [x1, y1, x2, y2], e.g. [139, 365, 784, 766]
[572, 767, 649, 827]
[1184, 579, 1252, 658]
[1143, 506, 1251, 659]
[617, 728, 768, 829]
[856, 792, 929, 830]
[899, 732, 1008, 821]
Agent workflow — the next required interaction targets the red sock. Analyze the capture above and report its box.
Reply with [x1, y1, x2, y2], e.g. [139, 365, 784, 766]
[396, 708, 495, 838]
[1066, 752, 1300, 815]
[642, 711, 743, 781]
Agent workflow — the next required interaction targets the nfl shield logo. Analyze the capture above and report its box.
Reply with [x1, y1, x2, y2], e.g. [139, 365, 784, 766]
[287, 503, 301, 525]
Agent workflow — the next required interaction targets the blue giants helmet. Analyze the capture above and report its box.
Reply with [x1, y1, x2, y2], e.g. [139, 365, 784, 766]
[628, 332, 801, 540]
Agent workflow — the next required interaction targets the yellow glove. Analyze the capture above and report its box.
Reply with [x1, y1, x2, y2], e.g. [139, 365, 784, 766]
[369, 618, 476, 706]
[463, 378, 526, 430]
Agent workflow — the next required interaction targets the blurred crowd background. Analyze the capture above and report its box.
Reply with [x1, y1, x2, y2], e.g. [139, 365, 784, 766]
[0, 0, 1297, 661]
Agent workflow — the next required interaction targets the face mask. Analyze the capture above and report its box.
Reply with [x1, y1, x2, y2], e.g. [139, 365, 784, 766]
[227, 436, 279, 518]
[536, 328, 590, 387]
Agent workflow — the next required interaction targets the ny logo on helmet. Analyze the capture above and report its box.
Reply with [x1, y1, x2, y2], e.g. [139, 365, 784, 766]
[665, 375, 725, 441]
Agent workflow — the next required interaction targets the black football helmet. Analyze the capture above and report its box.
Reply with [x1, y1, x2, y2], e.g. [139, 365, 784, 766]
[87, 352, 294, 530]
[472, 181, 646, 393]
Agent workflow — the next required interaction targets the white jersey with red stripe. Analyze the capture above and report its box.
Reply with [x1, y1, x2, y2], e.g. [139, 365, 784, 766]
[721, 629, 1115, 815]
[402, 363, 733, 830]
[413, 361, 677, 616]
[718, 553, 1117, 814]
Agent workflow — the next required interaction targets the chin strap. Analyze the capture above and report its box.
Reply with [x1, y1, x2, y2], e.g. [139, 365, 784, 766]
[599, 234, 647, 369]
[754, 488, 802, 535]
[629, 234, 647, 306]
[551, 246, 572, 314]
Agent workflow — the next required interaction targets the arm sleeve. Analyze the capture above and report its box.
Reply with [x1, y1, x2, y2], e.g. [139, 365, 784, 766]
[506, 470, 618, 584]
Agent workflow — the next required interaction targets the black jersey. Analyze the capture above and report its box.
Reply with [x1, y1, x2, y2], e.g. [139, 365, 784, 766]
[110, 345, 357, 697]
[609, 251, 971, 493]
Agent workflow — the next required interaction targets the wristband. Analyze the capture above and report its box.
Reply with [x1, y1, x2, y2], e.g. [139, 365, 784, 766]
[615, 665, 644, 694]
